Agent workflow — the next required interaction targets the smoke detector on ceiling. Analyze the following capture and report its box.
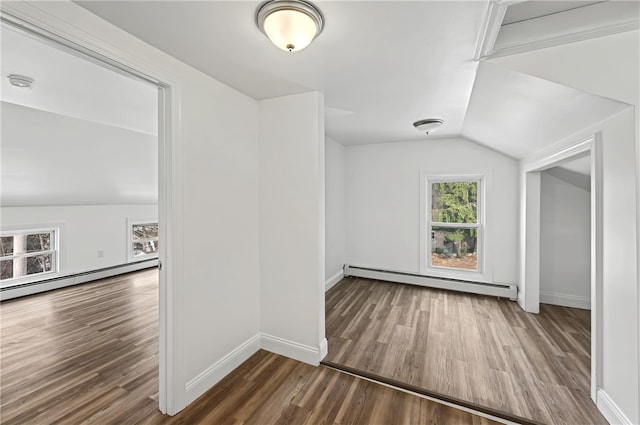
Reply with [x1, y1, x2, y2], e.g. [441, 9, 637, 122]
[7, 74, 34, 89]
[413, 118, 443, 135]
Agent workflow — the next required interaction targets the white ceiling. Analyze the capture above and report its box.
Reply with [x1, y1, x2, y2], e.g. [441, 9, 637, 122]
[1, 23, 157, 135]
[558, 154, 592, 176]
[75, 0, 634, 156]
[76, 1, 487, 145]
[461, 61, 627, 159]
[502, 1, 604, 25]
[1, 24, 158, 207]
[0, 0, 633, 208]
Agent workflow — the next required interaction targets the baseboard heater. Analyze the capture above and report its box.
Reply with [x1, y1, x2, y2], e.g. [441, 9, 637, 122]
[344, 265, 517, 300]
[0, 258, 158, 301]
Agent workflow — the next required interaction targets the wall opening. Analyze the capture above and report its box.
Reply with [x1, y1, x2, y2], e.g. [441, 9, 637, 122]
[0, 12, 173, 414]
[522, 135, 602, 401]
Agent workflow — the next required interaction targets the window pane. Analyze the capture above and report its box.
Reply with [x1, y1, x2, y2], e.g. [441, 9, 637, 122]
[431, 227, 477, 270]
[0, 237, 13, 257]
[132, 224, 159, 240]
[0, 259, 13, 280]
[133, 240, 159, 257]
[26, 254, 53, 276]
[431, 182, 477, 223]
[26, 233, 51, 253]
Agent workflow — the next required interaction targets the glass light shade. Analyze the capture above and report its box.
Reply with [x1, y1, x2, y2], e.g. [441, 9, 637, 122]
[263, 9, 318, 52]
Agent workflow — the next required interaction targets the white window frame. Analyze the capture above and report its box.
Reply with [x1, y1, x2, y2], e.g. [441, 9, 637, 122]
[420, 170, 492, 283]
[0, 227, 60, 286]
[127, 218, 159, 262]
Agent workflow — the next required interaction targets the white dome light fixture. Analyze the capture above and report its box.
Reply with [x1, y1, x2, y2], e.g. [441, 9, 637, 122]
[7, 74, 34, 89]
[413, 118, 444, 135]
[256, 0, 324, 52]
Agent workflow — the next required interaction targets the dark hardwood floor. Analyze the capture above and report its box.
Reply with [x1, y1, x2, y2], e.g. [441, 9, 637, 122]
[0, 269, 161, 424]
[142, 350, 502, 425]
[1, 270, 501, 424]
[325, 277, 607, 425]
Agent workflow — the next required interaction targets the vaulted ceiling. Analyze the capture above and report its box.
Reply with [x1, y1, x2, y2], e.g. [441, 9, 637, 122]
[76, 1, 486, 145]
[1, 1, 637, 206]
[1, 24, 157, 135]
[76, 0, 634, 153]
[1, 23, 158, 207]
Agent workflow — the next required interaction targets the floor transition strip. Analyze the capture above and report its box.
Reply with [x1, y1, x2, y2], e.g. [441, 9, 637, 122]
[320, 360, 545, 425]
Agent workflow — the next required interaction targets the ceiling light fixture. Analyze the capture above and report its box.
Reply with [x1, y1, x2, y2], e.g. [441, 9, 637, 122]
[413, 118, 444, 135]
[7, 74, 34, 89]
[256, 0, 324, 52]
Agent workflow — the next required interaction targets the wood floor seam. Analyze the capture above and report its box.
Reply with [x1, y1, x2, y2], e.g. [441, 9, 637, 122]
[320, 360, 543, 425]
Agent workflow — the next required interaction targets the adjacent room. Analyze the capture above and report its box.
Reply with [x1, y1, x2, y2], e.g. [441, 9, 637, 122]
[0, 22, 159, 299]
[0, 20, 161, 422]
[1, 1, 638, 424]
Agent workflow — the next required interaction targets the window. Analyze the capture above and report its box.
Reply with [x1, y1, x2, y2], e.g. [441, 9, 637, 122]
[421, 173, 489, 281]
[129, 221, 159, 261]
[0, 229, 57, 282]
[430, 180, 479, 271]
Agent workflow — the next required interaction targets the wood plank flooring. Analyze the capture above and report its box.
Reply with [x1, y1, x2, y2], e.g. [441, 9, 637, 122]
[325, 277, 607, 425]
[0, 269, 161, 424]
[142, 350, 502, 425]
[1, 270, 502, 425]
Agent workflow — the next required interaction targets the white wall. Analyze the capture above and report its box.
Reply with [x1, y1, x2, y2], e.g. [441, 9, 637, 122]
[345, 137, 519, 284]
[180, 68, 261, 397]
[259, 92, 326, 364]
[1, 204, 157, 277]
[540, 170, 591, 309]
[325, 137, 346, 289]
[1, 101, 158, 206]
[3, 1, 264, 414]
[599, 109, 638, 424]
[1, 101, 159, 284]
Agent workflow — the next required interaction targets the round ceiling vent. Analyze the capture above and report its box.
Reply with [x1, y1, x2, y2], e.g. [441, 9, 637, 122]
[413, 118, 443, 135]
[7, 74, 34, 89]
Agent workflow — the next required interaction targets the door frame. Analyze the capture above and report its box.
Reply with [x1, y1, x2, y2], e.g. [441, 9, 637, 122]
[0, 4, 180, 414]
[520, 134, 602, 401]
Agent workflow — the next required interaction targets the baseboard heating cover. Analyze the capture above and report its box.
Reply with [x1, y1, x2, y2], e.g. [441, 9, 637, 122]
[0, 259, 158, 301]
[344, 265, 517, 300]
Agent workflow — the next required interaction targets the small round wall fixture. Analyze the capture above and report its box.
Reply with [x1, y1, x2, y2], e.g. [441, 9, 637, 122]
[256, 0, 324, 52]
[7, 74, 34, 89]
[413, 118, 444, 135]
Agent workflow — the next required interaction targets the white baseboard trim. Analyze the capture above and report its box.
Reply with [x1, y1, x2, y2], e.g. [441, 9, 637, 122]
[184, 333, 328, 409]
[260, 333, 326, 366]
[517, 291, 526, 312]
[0, 259, 158, 301]
[325, 270, 344, 292]
[597, 389, 633, 425]
[185, 333, 261, 406]
[540, 291, 590, 310]
[319, 337, 328, 361]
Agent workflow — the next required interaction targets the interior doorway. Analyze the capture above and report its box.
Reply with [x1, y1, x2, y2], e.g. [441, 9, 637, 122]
[521, 135, 602, 401]
[0, 12, 173, 414]
[540, 155, 592, 310]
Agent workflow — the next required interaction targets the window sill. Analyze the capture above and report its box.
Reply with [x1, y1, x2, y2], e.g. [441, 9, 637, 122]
[128, 253, 159, 263]
[1, 271, 60, 289]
